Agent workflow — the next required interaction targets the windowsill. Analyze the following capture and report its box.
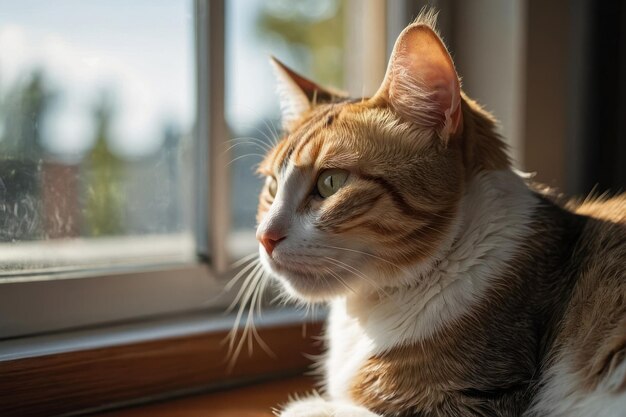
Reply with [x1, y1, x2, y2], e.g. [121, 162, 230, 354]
[94, 375, 315, 417]
[0, 308, 325, 416]
[0, 262, 221, 339]
[0, 233, 197, 279]
[0, 307, 324, 361]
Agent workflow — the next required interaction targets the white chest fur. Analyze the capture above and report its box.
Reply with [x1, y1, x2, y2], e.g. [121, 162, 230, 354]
[325, 297, 374, 400]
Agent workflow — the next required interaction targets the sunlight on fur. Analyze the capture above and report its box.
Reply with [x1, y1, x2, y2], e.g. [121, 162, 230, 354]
[227, 8, 626, 417]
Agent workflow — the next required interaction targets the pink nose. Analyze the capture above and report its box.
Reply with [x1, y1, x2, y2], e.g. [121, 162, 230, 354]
[258, 233, 286, 256]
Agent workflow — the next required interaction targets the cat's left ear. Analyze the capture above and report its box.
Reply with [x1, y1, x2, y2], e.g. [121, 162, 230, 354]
[271, 57, 346, 131]
[374, 23, 462, 142]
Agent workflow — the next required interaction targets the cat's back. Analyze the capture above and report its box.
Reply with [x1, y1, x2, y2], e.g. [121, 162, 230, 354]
[572, 194, 626, 285]
[574, 193, 626, 224]
[568, 194, 626, 332]
[530, 194, 626, 416]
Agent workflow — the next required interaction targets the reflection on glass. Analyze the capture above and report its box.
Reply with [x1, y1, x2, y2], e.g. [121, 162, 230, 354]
[0, 0, 196, 272]
[226, 0, 346, 238]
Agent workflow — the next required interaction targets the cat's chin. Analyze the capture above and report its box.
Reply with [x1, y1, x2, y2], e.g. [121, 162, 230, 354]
[276, 274, 346, 302]
[260, 253, 352, 302]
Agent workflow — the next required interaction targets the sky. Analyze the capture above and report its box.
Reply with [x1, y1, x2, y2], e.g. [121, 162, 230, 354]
[0, 0, 195, 156]
[226, 0, 282, 130]
[0, 0, 195, 158]
[0, 0, 324, 158]
[224, 0, 339, 130]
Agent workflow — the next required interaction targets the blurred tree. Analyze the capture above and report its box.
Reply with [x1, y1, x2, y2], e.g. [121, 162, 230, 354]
[256, 0, 345, 88]
[0, 70, 53, 159]
[0, 71, 52, 241]
[83, 93, 124, 237]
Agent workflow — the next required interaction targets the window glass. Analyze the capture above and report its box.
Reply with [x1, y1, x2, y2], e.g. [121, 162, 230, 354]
[226, 0, 346, 255]
[0, 0, 196, 274]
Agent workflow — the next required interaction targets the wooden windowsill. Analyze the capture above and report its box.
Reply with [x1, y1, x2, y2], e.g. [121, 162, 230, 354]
[95, 375, 315, 417]
[0, 313, 323, 417]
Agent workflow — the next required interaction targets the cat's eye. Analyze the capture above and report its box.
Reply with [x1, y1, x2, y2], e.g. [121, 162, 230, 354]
[266, 176, 278, 198]
[316, 169, 349, 198]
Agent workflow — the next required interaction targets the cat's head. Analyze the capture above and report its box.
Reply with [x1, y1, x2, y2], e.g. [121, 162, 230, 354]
[256, 13, 506, 302]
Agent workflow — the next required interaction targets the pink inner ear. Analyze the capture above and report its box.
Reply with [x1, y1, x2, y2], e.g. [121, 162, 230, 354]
[403, 30, 456, 108]
[377, 25, 462, 138]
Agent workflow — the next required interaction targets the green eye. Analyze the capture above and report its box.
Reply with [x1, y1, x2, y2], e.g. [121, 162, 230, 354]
[267, 176, 278, 197]
[316, 169, 349, 198]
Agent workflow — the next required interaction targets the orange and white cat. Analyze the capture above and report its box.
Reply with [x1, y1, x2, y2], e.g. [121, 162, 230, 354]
[255, 11, 626, 417]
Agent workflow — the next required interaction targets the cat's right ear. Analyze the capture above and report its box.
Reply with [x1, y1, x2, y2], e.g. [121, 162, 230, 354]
[373, 20, 462, 142]
[270, 57, 345, 131]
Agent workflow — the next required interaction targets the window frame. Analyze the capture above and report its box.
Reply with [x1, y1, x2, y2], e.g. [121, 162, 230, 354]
[0, 0, 230, 340]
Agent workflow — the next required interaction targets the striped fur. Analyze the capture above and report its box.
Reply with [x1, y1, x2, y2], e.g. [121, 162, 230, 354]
[257, 10, 626, 417]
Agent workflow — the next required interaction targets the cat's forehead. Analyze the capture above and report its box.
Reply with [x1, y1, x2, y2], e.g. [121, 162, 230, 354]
[262, 101, 356, 173]
[259, 99, 434, 177]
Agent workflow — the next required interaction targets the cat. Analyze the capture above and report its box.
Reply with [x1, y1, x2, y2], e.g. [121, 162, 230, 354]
[254, 10, 626, 417]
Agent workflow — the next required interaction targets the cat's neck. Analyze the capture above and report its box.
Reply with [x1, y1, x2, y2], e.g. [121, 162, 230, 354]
[340, 167, 539, 353]
[459, 93, 511, 175]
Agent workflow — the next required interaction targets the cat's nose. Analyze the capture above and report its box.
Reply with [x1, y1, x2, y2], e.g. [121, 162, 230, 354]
[257, 232, 286, 256]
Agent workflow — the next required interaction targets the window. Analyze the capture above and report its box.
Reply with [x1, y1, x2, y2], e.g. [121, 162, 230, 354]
[0, 0, 217, 338]
[0, 0, 197, 274]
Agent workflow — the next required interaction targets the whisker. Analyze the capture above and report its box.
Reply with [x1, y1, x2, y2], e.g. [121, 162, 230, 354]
[256, 126, 278, 149]
[324, 256, 368, 281]
[225, 258, 260, 292]
[226, 135, 273, 148]
[231, 136, 274, 152]
[319, 271, 336, 296]
[226, 262, 262, 313]
[222, 140, 271, 156]
[246, 271, 276, 358]
[230, 252, 259, 269]
[246, 280, 263, 355]
[227, 153, 266, 166]
[324, 256, 391, 297]
[247, 273, 274, 358]
[319, 244, 412, 276]
[324, 266, 356, 294]
[228, 264, 264, 352]
[270, 291, 286, 306]
[252, 322, 276, 358]
[256, 131, 277, 150]
[260, 118, 281, 146]
[228, 281, 260, 368]
[255, 271, 269, 318]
